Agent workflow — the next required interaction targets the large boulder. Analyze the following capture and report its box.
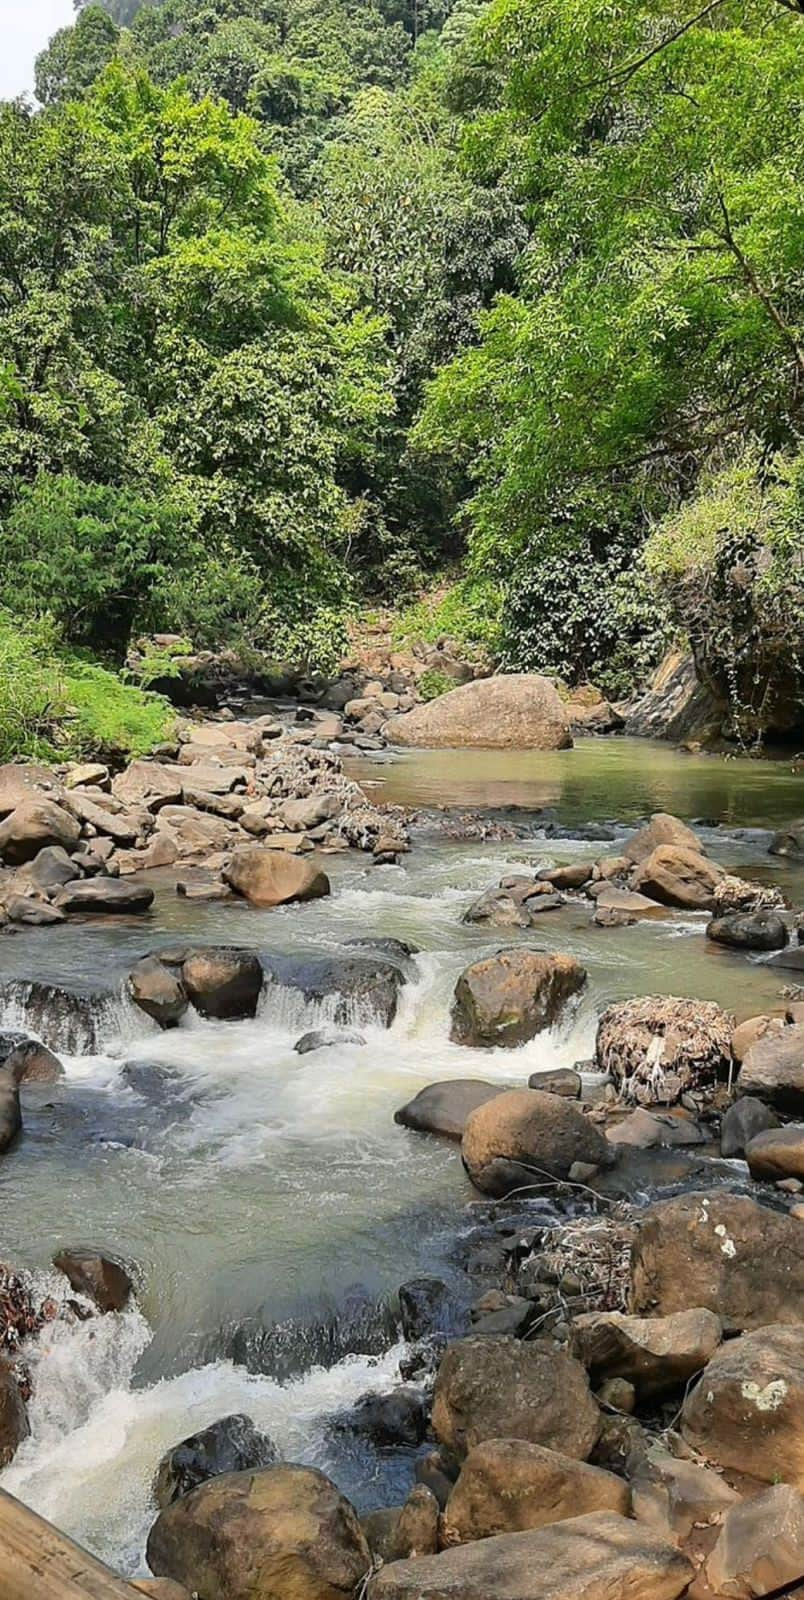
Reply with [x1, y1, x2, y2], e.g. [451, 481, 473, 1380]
[154, 1414, 278, 1508]
[146, 1464, 370, 1600]
[367, 1512, 692, 1600]
[0, 1361, 29, 1466]
[629, 1192, 804, 1332]
[571, 1308, 722, 1399]
[52, 1248, 133, 1312]
[595, 996, 733, 1106]
[681, 1323, 804, 1487]
[707, 910, 789, 951]
[697, 1483, 804, 1600]
[450, 950, 587, 1048]
[441, 1439, 629, 1545]
[745, 1125, 804, 1182]
[112, 761, 183, 813]
[54, 879, 154, 915]
[394, 1080, 504, 1141]
[461, 1088, 612, 1196]
[769, 820, 804, 858]
[26, 844, 81, 894]
[182, 948, 263, 1020]
[0, 761, 65, 818]
[0, 798, 80, 864]
[386, 674, 572, 750]
[432, 1336, 600, 1462]
[0, 1033, 62, 1084]
[128, 957, 188, 1028]
[720, 1095, 780, 1157]
[738, 1025, 804, 1113]
[262, 952, 405, 1028]
[0, 1073, 21, 1154]
[224, 846, 330, 908]
[630, 1446, 741, 1544]
[631, 845, 723, 910]
[624, 813, 703, 865]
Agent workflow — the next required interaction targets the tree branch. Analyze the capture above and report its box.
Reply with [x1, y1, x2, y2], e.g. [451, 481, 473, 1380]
[714, 191, 804, 381]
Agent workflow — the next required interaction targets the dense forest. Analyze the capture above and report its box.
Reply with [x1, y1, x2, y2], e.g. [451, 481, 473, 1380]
[0, 0, 801, 754]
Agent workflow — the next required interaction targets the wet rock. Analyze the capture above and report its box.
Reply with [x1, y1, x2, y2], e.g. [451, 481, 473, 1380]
[769, 819, 804, 858]
[4, 894, 66, 925]
[415, 1449, 457, 1509]
[147, 1463, 370, 1600]
[571, 1308, 722, 1399]
[0, 798, 80, 865]
[0, 1033, 62, 1084]
[26, 844, 80, 893]
[537, 862, 592, 890]
[112, 761, 183, 812]
[399, 1335, 447, 1382]
[681, 1323, 804, 1487]
[394, 1079, 504, 1141]
[707, 910, 789, 951]
[450, 950, 587, 1049]
[441, 1439, 630, 1545]
[337, 1386, 427, 1448]
[0, 1360, 29, 1466]
[606, 1107, 705, 1149]
[432, 1336, 600, 1462]
[398, 1277, 453, 1341]
[181, 947, 263, 1020]
[345, 935, 419, 972]
[631, 845, 723, 910]
[52, 1248, 133, 1312]
[630, 1445, 741, 1544]
[737, 1025, 804, 1113]
[386, 675, 572, 750]
[624, 813, 703, 864]
[592, 884, 666, 919]
[391, 1485, 439, 1559]
[746, 1124, 804, 1181]
[367, 1511, 692, 1600]
[128, 957, 188, 1028]
[461, 1088, 613, 1196]
[471, 1295, 535, 1337]
[0, 1073, 21, 1153]
[596, 996, 733, 1106]
[720, 1095, 780, 1157]
[263, 952, 404, 1028]
[54, 879, 154, 915]
[767, 943, 804, 974]
[630, 1191, 804, 1332]
[293, 1027, 366, 1054]
[527, 1068, 581, 1097]
[224, 846, 330, 907]
[154, 1414, 278, 1508]
[696, 1482, 804, 1599]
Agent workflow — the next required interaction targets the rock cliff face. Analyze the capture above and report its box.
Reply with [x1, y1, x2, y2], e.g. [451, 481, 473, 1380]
[623, 650, 722, 745]
[385, 675, 573, 750]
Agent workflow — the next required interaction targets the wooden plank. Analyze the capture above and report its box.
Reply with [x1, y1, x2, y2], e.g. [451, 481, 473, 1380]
[0, 1488, 144, 1599]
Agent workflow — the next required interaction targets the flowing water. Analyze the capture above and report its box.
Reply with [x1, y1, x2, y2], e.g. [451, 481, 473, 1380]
[0, 736, 801, 1574]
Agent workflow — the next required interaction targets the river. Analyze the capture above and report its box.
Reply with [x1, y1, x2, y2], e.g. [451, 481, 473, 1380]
[0, 735, 801, 1574]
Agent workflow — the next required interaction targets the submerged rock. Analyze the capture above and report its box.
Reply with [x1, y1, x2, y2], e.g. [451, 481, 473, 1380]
[154, 1414, 278, 1508]
[398, 1277, 453, 1341]
[769, 819, 804, 858]
[707, 910, 789, 950]
[450, 950, 587, 1049]
[146, 1464, 370, 1600]
[461, 1088, 613, 1196]
[293, 1027, 366, 1054]
[263, 952, 405, 1028]
[432, 1335, 600, 1462]
[0, 1074, 21, 1154]
[335, 1386, 428, 1448]
[52, 1248, 133, 1313]
[441, 1439, 630, 1545]
[394, 1079, 504, 1140]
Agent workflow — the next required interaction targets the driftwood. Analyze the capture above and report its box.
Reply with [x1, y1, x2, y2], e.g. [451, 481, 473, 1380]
[0, 1489, 142, 1599]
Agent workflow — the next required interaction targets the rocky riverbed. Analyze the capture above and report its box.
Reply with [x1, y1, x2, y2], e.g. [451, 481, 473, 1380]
[0, 719, 803, 1599]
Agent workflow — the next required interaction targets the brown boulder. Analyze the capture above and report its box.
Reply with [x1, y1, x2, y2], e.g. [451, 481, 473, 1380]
[681, 1324, 804, 1487]
[730, 1014, 786, 1065]
[0, 1073, 21, 1153]
[571, 1308, 722, 1399]
[394, 1080, 504, 1140]
[738, 1025, 804, 1114]
[0, 1360, 28, 1466]
[386, 674, 572, 750]
[0, 761, 65, 818]
[630, 1192, 804, 1332]
[630, 1446, 741, 1544]
[146, 1464, 370, 1600]
[527, 1067, 581, 1097]
[391, 1485, 439, 1559]
[450, 950, 587, 1048]
[632, 845, 723, 910]
[112, 761, 183, 812]
[746, 1124, 804, 1182]
[224, 846, 330, 908]
[53, 1248, 133, 1312]
[624, 813, 703, 865]
[0, 798, 80, 864]
[593, 884, 667, 918]
[696, 1483, 804, 1600]
[461, 1088, 612, 1196]
[367, 1512, 692, 1600]
[0, 1036, 63, 1084]
[432, 1336, 600, 1463]
[181, 948, 263, 1020]
[54, 878, 154, 915]
[596, 996, 733, 1106]
[128, 957, 188, 1028]
[441, 1439, 629, 1545]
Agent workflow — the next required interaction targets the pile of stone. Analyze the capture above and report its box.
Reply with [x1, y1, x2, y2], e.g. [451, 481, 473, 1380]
[0, 720, 408, 926]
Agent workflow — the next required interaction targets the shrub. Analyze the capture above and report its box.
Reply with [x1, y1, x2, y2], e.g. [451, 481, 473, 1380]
[417, 667, 454, 699]
[391, 576, 502, 656]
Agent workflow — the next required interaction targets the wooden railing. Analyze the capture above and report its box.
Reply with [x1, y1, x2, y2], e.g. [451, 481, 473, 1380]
[0, 1489, 144, 1599]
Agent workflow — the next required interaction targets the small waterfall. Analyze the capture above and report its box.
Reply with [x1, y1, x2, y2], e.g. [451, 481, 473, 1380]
[213, 1287, 402, 1382]
[0, 980, 155, 1055]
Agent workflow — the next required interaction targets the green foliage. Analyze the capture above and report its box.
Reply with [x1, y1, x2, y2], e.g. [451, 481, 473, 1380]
[0, 614, 66, 761]
[61, 657, 175, 759]
[417, 666, 454, 698]
[392, 576, 502, 653]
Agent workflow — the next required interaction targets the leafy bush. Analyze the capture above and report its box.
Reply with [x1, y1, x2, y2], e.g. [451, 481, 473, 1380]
[61, 657, 175, 759]
[0, 614, 66, 761]
[391, 576, 502, 655]
[417, 667, 454, 699]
